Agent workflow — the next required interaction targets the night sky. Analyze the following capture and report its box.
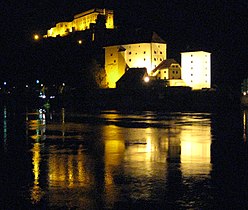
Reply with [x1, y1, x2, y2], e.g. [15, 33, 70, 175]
[1, 0, 247, 89]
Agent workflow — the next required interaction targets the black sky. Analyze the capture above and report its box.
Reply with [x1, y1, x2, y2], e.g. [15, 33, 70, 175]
[1, 0, 247, 88]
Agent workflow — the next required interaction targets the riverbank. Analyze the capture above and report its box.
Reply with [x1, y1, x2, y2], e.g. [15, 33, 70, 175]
[0, 87, 241, 113]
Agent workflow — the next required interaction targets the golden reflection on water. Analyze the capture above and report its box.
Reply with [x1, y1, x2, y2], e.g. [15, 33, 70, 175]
[27, 110, 213, 208]
[243, 110, 247, 142]
[30, 143, 44, 204]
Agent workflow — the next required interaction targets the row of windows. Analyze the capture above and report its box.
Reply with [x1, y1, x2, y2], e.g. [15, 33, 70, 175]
[190, 74, 208, 76]
[158, 70, 179, 74]
[128, 45, 162, 48]
[190, 60, 209, 64]
[190, 67, 209, 70]
[190, 80, 208, 83]
[128, 51, 163, 55]
[190, 54, 208, 57]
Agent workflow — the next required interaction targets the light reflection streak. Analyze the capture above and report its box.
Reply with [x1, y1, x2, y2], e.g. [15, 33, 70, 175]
[3, 106, 7, 151]
[243, 110, 247, 142]
[30, 143, 44, 203]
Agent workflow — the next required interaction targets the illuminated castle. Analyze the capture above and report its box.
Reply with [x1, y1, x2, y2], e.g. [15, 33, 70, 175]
[104, 31, 211, 89]
[43, 8, 211, 90]
[44, 8, 114, 38]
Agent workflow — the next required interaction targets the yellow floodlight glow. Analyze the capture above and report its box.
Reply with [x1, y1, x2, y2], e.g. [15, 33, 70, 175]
[33, 34, 40, 41]
[144, 76, 150, 83]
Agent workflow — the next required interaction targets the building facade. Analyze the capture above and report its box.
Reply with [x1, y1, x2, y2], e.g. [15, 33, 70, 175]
[151, 59, 186, 87]
[45, 9, 114, 38]
[181, 51, 211, 90]
[104, 34, 167, 88]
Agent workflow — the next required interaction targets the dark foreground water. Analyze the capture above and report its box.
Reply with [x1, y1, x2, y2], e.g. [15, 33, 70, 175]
[0, 104, 248, 209]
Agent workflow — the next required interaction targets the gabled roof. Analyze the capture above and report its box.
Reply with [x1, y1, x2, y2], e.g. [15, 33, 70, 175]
[152, 59, 179, 73]
[104, 29, 166, 47]
[116, 68, 148, 88]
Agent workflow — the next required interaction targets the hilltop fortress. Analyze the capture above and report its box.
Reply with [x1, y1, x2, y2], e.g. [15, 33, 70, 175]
[43, 8, 211, 90]
[44, 8, 114, 38]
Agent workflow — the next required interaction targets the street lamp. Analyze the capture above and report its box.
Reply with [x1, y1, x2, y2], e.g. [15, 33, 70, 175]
[33, 34, 40, 41]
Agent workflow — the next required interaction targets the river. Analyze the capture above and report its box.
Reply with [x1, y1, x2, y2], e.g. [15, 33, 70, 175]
[0, 104, 247, 209]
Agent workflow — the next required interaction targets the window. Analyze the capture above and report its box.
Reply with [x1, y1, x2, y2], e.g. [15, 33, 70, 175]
[160, 58, 163, 61]
[144, 51, 146, 54]
[114, 60, 116, 63]
[191, 54, 193, 57]
[191, 67, 193, 69]
[191, 74, 193, 76]
[144, 58, 146, 61]
[173, 71, 175, 74]
[154, 58, 157, 61]
[160, 51, 162, 54]
[191, 61, 193, 63]
[154, 51, 157, 54]
[129, 59, 131, 62]
[164, 70, 166, 73]
[129, 52, 131, 55]
[191, 80, 193, 83]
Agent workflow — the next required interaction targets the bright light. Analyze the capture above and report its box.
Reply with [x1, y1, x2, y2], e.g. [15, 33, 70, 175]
[3, 82, 7, 86]
[244, 92, 247, 96]
[26, 84, 29, 88]
[144, 76, 150, 83]
[78, 40, 82, 45]
[33, 34, 40, 41]
[62, 83, 65, 86]
[36, 80, 40, 84]
[39, 94, 46, 99]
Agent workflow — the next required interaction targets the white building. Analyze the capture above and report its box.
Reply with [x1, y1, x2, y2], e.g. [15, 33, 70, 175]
[104, 32, 167, 88]
[181, 51, 211, 90]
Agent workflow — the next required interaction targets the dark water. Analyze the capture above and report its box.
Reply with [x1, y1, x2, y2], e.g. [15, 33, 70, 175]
[0, 104, 248, 209]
